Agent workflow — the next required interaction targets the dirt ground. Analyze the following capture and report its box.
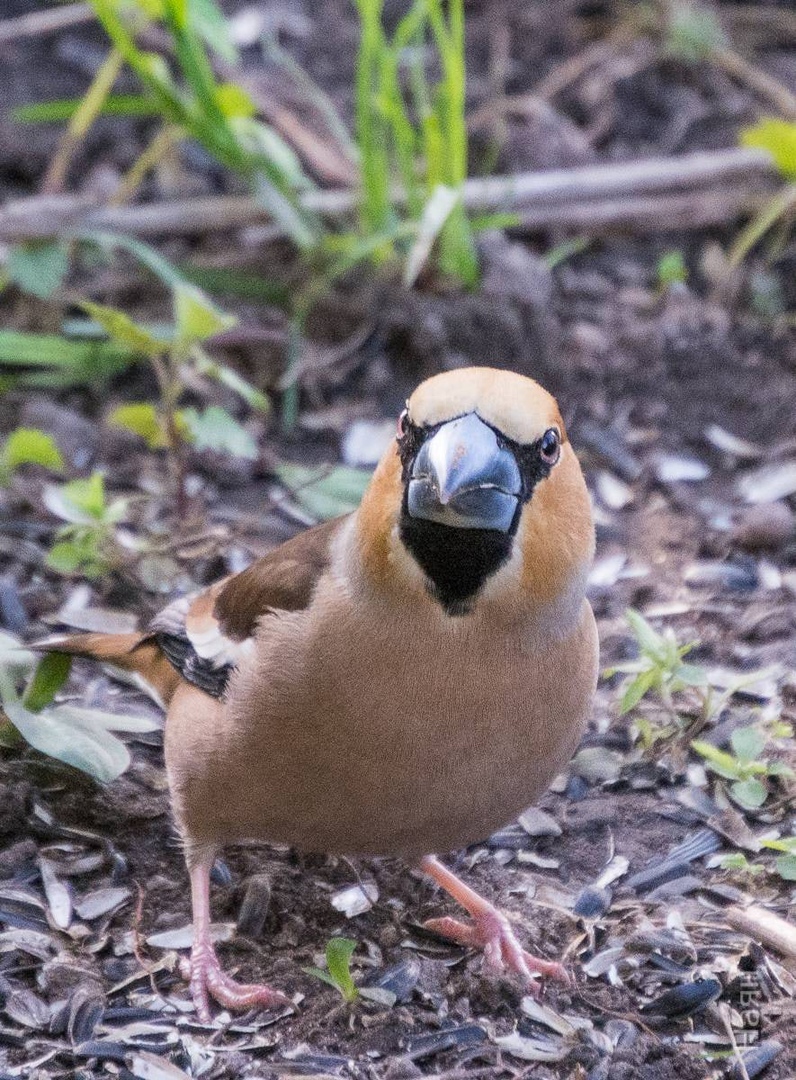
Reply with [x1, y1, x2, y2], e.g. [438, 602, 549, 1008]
[0, 2, 795, 1078]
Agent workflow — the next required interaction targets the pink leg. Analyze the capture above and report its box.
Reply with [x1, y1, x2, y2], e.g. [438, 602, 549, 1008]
[419, 855, 569, 994]
[178, 855, 290, 1023]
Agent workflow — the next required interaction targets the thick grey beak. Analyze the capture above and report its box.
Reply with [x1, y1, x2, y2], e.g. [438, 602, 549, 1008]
[407, 413, 521, 532]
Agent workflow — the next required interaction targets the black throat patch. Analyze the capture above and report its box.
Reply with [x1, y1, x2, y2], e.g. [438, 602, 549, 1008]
[398, 510, 515, 616]
[396, 416, 555, 616]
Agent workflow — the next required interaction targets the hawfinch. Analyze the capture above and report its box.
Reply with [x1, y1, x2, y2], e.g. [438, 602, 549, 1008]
[39, 367, 598, 1021]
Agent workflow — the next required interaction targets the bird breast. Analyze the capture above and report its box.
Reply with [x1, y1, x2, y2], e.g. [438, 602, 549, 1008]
[166, 579, 598, 860]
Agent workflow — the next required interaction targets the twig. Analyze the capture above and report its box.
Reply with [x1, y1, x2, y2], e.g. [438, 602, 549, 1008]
[723, 904, 796, 963]
[42, 48, 124, 196]
[110, 125, 183, 206]
[712, 45, 796, 122]
[718, 1002, 751, 1080]
[533, 40, 618, 101]
[510, 184, 772, 235]
[0, 3, 92, 46]
[0, 147, 776, 242]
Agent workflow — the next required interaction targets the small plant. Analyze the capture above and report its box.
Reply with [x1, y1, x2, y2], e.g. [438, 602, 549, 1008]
[304, 937, 359, 1002]
[87, 0, 320, 249]
[82, 284, 262, 513]
[717, 852, 764, 877]
[761, 835, 796, 882]
[656, 250, 688, 291]
[731, 118, 796, 268]
[0, 428, 63, 484]
[692, 721, 794, 811]
[606, 609, 707, 725]
[353, 0, 478, 285]
[44, 473, 130, 578]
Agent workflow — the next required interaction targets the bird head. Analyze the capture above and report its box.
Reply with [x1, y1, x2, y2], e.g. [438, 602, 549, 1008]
[356, 368, 594, 618]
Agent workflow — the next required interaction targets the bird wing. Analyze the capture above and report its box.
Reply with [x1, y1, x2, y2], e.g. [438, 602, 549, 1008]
[150, 516, 344, 698]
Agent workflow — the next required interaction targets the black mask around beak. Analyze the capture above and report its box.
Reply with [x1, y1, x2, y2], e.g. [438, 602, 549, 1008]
[406, 413, 522, 533]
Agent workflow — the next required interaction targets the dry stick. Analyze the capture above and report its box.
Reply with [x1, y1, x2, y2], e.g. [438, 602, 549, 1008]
[0, 3, 93, 45]
[0, 147, 777, 242]
[724, 904, 796, 964]
[712, 45, 796, 122]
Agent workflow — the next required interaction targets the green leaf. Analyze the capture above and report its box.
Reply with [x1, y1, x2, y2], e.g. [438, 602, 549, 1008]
[0, 329, 139, 388]
[767, 761, 795, 779]
[80, 301, 166, 357]
[691, 739, 742, 780]
[52, 474, 107, 521]
[741, 119, 796, 180]
[22, 653, 72, 712]
[719, 853, 758, 874]
[325, 937, 358, 1002]
[302, 965, 341, 991]
[275, 464, 372, 520]
[13, 94, 158, 123]
[190, 0, 239, 61]
[775, 854, 796, 881]
[619, 667, 657, 715]
[674, 662, 708, 687]
[46, 539, 89, 576]
[0, 674, 158, 783]
[625, 609, 667, 664]
[173, 285, 236, 344]
[761, 836, 796, 854]
[657, 250, 688, 288]
[2, 428, 64, 473]
[730, 777, 768, 810]
[7, 241, 69, 299]
[215, 83, 256, 118]
[0, 632, 34, 675]
[179, 406, 257, 459]
[109, 403, 168, 449]
[730, 725, 767, 763]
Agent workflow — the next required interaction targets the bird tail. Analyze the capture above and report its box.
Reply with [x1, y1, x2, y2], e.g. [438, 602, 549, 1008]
[30, 632, 181, 710]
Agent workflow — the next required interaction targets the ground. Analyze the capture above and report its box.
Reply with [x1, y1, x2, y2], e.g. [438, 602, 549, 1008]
[0, 1, 795, 1078]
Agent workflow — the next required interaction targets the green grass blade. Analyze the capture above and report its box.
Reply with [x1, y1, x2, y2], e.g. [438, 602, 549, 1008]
[13, 95, 158, 123]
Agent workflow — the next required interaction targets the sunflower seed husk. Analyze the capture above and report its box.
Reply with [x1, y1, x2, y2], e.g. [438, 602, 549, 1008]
[492, 1030, 567, 1062]
[74, 887, 131, 922]
[640, 977, 721, 1018]
[728, 1039, 783, 1080]
[331, 882, 378, 918]
[237, 874, 272, 938]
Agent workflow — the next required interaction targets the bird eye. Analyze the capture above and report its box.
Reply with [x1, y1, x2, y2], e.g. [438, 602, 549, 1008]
[396, 408, 409, 439]
[540, 428, 560, 465]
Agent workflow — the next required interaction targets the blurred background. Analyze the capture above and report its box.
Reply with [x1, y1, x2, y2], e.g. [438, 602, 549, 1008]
[0, 2, 795, 1078]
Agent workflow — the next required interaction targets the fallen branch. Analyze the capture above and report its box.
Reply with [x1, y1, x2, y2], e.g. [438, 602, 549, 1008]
[0, 147, 776, 242]
[0, 3, 92, 46]
[724, 904, 796, 964]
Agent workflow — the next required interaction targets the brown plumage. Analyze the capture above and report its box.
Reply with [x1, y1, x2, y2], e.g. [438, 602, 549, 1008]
[37, 367, 598, 1022]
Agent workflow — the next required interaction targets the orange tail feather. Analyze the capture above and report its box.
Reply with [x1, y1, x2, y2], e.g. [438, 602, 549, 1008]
[31, 632, 181, 709]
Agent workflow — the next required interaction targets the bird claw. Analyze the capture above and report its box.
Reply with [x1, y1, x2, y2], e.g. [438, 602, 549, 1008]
[180, 944, 291, 1023]
[423, 911, 569, 993]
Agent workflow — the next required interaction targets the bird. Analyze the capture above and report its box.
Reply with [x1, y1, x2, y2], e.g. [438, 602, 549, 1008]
[36, 366, 598, 1022]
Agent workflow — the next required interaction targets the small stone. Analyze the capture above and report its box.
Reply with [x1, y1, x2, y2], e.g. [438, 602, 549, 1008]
[732, 503, 795, 551]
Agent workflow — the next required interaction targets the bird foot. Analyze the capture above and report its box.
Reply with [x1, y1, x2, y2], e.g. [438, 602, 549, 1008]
[179, 942, 290, 1023]
[423, 910, 569, 993]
